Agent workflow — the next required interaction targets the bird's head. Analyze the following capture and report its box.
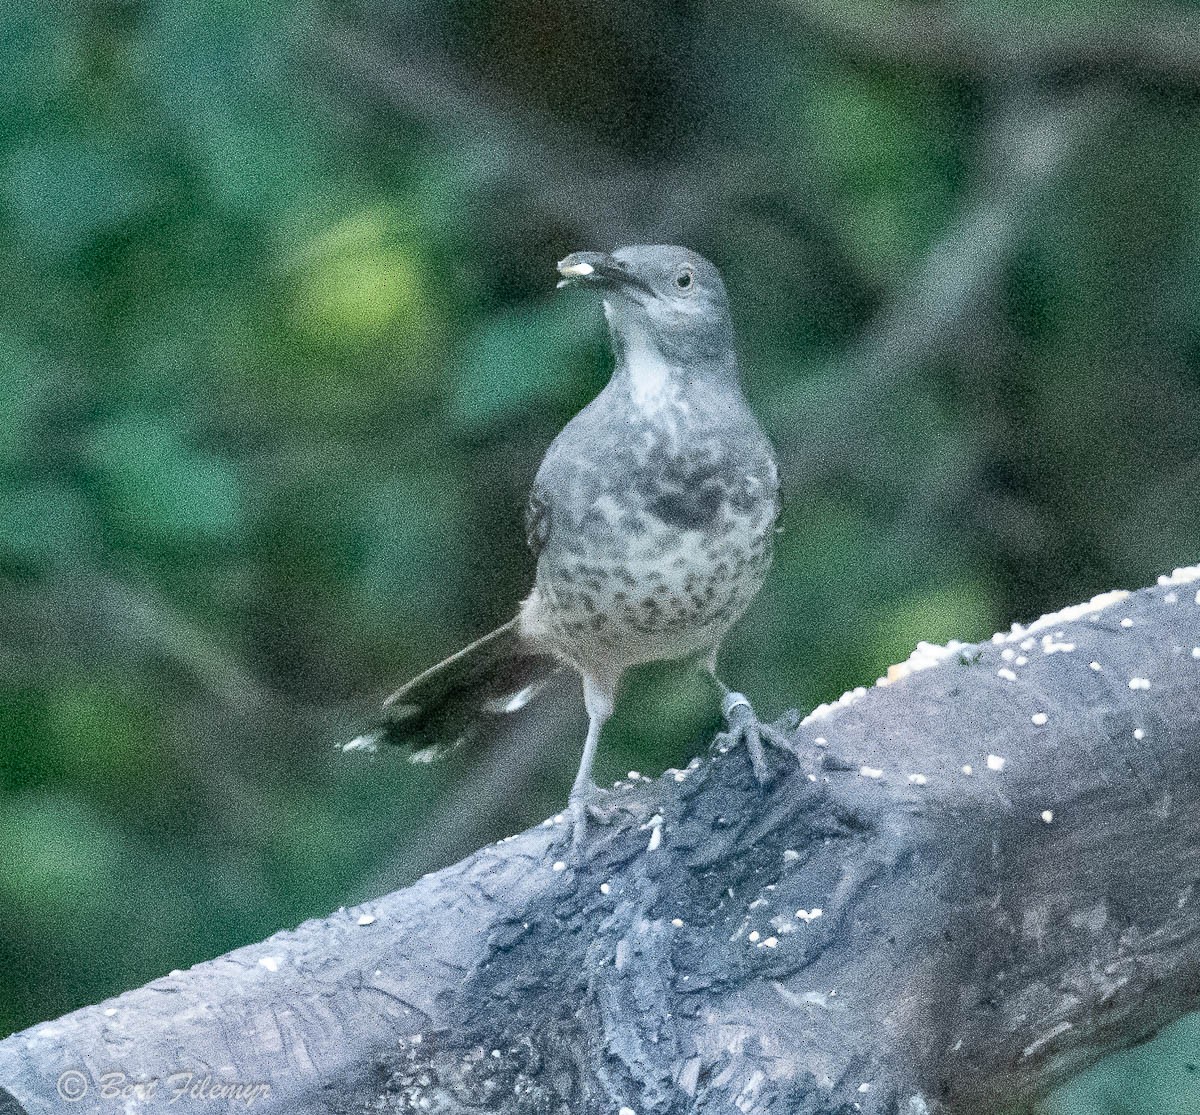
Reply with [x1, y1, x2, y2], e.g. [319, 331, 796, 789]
[556, 244, 734, 364]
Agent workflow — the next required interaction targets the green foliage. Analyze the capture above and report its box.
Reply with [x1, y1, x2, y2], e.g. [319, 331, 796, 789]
[88, 414, 244, 543]
[449, 300, 602, 432]
[804, 68, 960, 279]
[1, 2, 1199, 1107]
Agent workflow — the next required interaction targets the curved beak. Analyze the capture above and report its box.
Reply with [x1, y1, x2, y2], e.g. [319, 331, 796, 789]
[556, 251, 654, 297]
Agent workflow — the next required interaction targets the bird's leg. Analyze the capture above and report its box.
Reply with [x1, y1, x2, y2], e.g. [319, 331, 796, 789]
[567, 674, 614, 849]
[704, 648, 801, 783]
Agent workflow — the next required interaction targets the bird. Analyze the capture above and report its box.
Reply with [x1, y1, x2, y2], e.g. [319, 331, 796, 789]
[348, 245, 790, 846]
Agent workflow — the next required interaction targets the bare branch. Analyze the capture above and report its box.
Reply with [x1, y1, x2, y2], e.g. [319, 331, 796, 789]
[789, 2, 1200, 85]
[783, 86, 1113, 482]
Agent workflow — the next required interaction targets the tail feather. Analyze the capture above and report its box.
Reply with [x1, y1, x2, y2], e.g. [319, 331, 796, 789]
[352, 618, 562, 760]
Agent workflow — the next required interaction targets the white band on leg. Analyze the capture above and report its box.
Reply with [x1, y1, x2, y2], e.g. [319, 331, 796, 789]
[724, 693, 752, 716]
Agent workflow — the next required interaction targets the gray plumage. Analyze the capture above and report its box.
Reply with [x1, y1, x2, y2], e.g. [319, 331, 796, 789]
[353, 245, 787, 845]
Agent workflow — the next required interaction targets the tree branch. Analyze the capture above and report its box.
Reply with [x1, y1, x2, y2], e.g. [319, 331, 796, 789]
[2, 569, 1200, 1113]
[788, 2, 1200, 86]
[784, 85, 1112, 483]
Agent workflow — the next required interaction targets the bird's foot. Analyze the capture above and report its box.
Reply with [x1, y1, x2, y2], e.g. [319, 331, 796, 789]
[718, 692, 802, 783]
[566, 783, 618, 851]
[565, 784, 651, 852]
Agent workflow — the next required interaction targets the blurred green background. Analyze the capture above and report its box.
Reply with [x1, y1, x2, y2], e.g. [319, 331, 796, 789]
[2, 0, 1200, 1108]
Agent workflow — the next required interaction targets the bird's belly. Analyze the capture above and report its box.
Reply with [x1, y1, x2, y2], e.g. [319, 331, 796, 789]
[527, 511, 773, 672]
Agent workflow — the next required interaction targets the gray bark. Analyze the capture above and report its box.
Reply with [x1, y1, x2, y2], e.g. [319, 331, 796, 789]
[2, 572, 1200, 1114]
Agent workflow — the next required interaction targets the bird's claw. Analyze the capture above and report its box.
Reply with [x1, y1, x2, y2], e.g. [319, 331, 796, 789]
[718, 692, 802, 783]
[565, 786, 649, 851]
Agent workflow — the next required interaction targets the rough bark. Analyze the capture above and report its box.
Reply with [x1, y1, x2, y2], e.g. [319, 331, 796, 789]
[2, 570, 1200, 1115]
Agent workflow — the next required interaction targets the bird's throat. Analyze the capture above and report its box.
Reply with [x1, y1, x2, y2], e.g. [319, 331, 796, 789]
[608, 314, 678, 417]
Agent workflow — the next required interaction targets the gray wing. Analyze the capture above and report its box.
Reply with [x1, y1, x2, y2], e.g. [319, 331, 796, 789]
[525, 485, 552, 559]
[524, 413, 592, 559]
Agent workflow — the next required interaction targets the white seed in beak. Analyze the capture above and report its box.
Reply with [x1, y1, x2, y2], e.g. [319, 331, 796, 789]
[557, 260, 595, 278]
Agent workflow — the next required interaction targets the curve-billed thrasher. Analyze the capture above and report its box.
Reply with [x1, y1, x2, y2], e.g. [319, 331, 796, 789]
[350, 245, 789, 845]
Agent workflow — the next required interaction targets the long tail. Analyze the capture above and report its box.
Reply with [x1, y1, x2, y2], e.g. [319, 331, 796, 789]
[345, 619, 563, 760]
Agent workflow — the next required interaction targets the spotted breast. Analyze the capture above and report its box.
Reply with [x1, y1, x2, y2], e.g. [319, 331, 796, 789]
[519, 375, 779, 680]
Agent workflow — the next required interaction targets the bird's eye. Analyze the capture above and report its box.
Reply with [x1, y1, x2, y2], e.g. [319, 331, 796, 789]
[675, 268, 694, 291]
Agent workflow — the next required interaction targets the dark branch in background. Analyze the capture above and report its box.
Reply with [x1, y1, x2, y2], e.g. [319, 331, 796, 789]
[320, 15, 885, 297]
[788, 2, 1200, 86]
[785, 85, 1111, 482]
[2, 570, 1200, 1114]
[324, 27, 704, 245]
